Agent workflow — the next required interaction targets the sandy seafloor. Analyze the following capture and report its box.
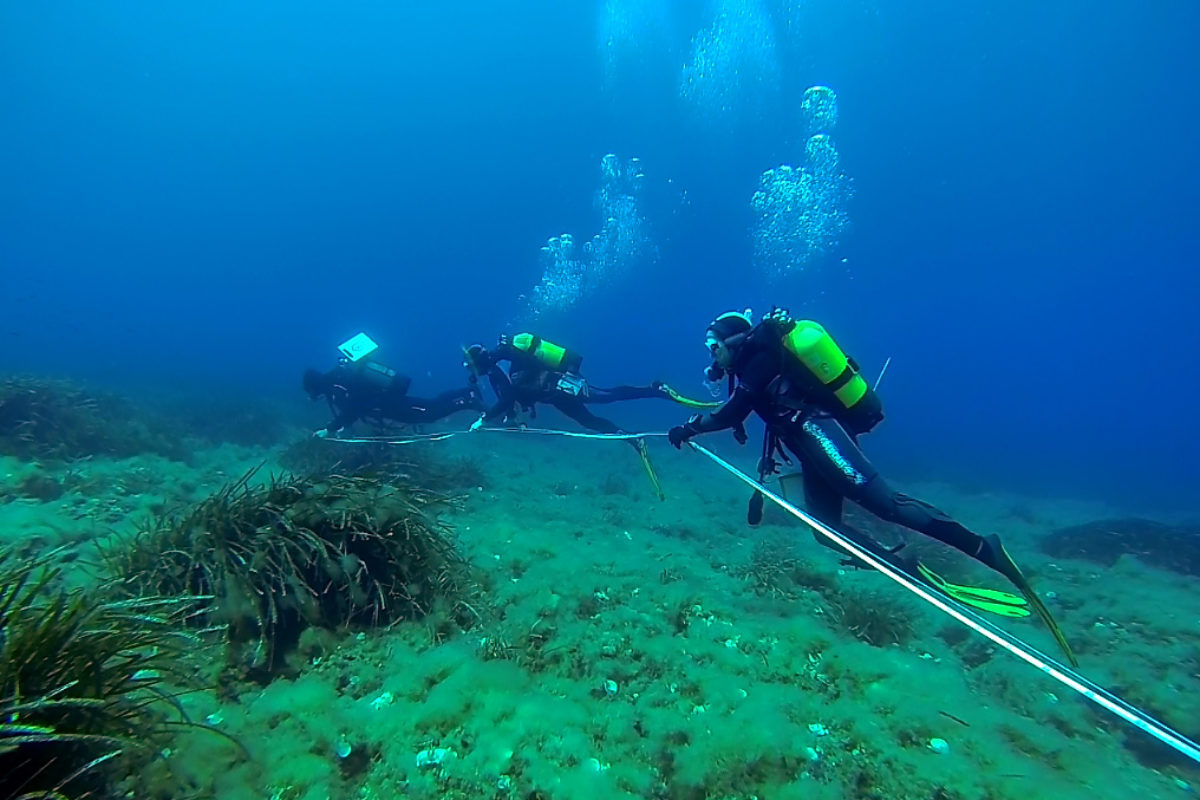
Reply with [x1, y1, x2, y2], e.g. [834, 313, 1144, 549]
[2, 426, 1198, 800]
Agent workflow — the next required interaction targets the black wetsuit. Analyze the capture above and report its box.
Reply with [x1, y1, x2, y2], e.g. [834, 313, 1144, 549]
[319, 361, 482, 434]
[672, 321, 990, 563]
[476, 341, 666, 435]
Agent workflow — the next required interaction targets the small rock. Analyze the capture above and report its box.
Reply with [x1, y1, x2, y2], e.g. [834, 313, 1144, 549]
[415, 747, 450, 768]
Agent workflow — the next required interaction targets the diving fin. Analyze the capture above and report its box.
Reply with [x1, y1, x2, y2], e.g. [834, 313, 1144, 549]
[976, 535, 1078, 666]
[657, 382, 723, 410]
[916, 562, 1030, 619]
[747, 489, 765, 526]
[632, 437, 666, 501]
[748, 463, 804, 526]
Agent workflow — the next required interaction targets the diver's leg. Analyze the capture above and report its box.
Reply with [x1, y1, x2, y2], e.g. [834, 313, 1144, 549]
[551, 397, 622, 434]
[800, 467, 844, 527]
[398, 389, 482, 424]
[385, 398, 435, 425]
[788, 416, 1076, 663]
[790, 441, 903, 561]
[586, 384, 670, 405]
[799, 467, 855, 551]
[786, 414, 989, 560]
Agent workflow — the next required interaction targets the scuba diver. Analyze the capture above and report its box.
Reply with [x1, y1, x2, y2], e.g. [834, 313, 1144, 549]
[462, 331, 695, 501]
[666, 308, 1076, 665]
[303, 333, 483, 438]
[461, 332, 677, 435]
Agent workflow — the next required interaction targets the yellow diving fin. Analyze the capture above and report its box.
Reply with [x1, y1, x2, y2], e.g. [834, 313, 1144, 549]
[632, 437, 666, 501]
[917, 563, 1030, 618]
[657, 382, 722, 410]
[976, 537, 1078, 667]
[918, 554, 1077, 667]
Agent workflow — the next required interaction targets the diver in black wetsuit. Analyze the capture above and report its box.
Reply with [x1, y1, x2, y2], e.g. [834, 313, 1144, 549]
[302, 360, 483, 438]
[666, 308, 1076, 664]
[462, 332, 671, 434]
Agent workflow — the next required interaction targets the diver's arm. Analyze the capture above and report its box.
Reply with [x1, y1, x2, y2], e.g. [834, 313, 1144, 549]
[668, 386, 755, 447]
[325, 400, 361, 434]
[481, 376, 518, 423]
[690, 386, 756, 433]
[479, 367, 515, 422]
[691, 345, 778, 433]
[485, 366, 510, 397]
[668, 348, 777, 447]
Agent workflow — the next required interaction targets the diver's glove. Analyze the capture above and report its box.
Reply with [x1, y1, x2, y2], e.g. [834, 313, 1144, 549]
[312, 428, 330, 439]
[469, 415, 485, 432]
[668, 414, 704, 449]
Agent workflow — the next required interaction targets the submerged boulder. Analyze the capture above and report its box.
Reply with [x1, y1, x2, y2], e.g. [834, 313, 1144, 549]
[1040, 518, 1200, 576]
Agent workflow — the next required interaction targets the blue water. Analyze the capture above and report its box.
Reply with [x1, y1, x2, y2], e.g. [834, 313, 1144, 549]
[2, 1, 1197, 508]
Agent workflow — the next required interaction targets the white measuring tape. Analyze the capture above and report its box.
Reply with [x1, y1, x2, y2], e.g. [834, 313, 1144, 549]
[331, 427, 666, 444]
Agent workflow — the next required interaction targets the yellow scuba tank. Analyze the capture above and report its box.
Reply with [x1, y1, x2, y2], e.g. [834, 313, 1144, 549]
[779, 319, 882, 433]
[512, 333, 583, 374]
[783, 321, 868, 409]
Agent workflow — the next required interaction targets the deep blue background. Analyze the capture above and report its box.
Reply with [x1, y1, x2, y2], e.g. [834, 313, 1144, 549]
[2, 1, 1197, 509]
